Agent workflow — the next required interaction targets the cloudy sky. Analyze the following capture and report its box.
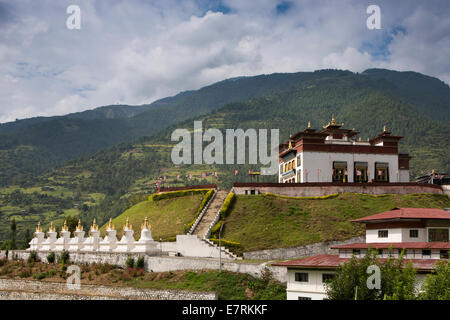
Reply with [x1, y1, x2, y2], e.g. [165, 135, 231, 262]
[1, 0, 449, 123]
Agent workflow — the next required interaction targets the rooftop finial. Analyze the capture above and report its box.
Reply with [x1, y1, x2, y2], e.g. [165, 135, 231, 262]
[383, 125, 387, 132]
[76, 219, 83, 231]
[90, 218, 98, 232]
[307, 121, 311, 128]
[331, 114, 336, 125]
[141, 217, 150, 230]
[35, 221, 42, 233]
[123, 217, 132, 231]
[48, 222, 55, 233]
[288, 139, 293, 149]
[107, 218, 115, 230]
[61, 220, 69, 232]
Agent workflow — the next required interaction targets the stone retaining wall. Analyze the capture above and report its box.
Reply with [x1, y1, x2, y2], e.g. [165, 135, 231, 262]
[232, 182, 443, 197]
[243, 236, 365, 260]
[0, 279, 217, 300]
[1, 250, 287, 283]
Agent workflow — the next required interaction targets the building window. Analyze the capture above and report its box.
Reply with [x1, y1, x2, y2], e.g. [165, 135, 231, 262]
[354, 162, 368, 183]
[378, 230, 388, 238]
[422, 249, 431, 257]
[428, 229, 449, 242]
[295, 272, 309, 282]
[440, 250, 449, 259]
[352, 249, 361, 255]
[410, 230, 419, 238]
[375, 162, 389, 182]
[297, 155, 301, 167]
[322, 273, 334, 283]
[333, 161, 348, 183]
[298, 297, 312, 300]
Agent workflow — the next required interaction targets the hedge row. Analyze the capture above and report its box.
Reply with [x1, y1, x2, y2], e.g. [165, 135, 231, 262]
[263, 192, 340, 200]
[148, 189, 209, 202]
[210, 192, 236, 238]
[185, 189, 215, 231]
[209, 238, 242, 251]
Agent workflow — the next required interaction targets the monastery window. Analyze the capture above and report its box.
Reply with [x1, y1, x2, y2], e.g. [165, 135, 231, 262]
[332, 161, 348, 183]
[295, 272, 309, 282]
[378, 230, 388, 238]
[428, 228, 449, 242]
[297, 155, 301, 167]
[409, 229, 419, 238]
[322, 273, 334, 283]
[354, 162, 368, 183]
[280, 164, 283, 174]
[375, 162, 389, 182]
[422, 249, 431, 257]
[352, 249, 361, 256]
[440, 250, 449, 259]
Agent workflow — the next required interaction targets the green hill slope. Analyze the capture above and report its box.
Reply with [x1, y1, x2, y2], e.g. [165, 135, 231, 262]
[216, 193, 450, 253]
[98, 193, 204, 240]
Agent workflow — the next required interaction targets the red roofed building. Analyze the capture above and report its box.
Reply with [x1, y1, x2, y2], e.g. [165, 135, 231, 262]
[273, 207, 450, 300]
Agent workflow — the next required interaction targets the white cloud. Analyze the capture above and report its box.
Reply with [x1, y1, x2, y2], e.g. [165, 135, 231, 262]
[0, 0, 449, 123]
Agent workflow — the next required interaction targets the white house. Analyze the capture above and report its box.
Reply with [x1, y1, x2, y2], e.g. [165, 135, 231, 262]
[273, 207, 450, 300]
[278, 116, 411, 183]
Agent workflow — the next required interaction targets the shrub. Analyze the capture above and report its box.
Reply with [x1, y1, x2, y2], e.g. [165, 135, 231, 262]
[18, 268, 32, 278]
[209, 238, 242, 251]
[135, 256, 145, 269]
[58, 250, 70, 265]
[125, 256, 135, 269]
[47, 269, 56, 277]
[219, 192, 236, 220]
[27, 251, 38, 264]
[148, 189, 208, 202]
[33, 272, 47, 280]
[47, 252, 56, 264]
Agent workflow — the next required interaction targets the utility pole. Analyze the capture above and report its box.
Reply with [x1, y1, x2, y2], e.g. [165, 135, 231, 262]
[219, 223, 224, 273]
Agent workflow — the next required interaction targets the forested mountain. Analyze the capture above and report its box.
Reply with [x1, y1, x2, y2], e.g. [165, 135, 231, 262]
[0, 68, 449, 246]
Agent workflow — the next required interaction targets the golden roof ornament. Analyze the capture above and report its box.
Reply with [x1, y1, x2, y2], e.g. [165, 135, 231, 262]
[107, 218, 115, 230]
[141, 217, 150, 230]
[61, 220, 69, 232]
[90, 218, 98, 232]
[331, 114, 336, 125]
[383, 125, 387, 132]
[307, 121, 311, 128]
[76, 219, 83, 232]
[324, 114, 344, 128]
[123, 217, 133, 231]
[288, 140, 293, 149]
[48, 222, 55, 233]
[35, 221, 42, 233]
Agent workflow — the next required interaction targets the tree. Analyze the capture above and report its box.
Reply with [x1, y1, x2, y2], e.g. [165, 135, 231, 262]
[420, 260, 450, 300]
[325, 249, 417, 300]
[23, 229, 32, 249]
[9, 218, 17, 250]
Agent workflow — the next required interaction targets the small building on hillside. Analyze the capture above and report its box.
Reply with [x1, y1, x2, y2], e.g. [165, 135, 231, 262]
[278, 116, 411, 183]
[273, 207, 450, 300]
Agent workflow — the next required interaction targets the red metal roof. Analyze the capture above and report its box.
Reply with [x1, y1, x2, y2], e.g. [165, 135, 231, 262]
[272, 254, 441, 271]
[332, 242, 450, 250]
[352, 208, 450, 222]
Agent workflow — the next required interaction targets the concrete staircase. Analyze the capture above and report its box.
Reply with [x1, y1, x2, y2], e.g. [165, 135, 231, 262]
[192, 190, 228, 238]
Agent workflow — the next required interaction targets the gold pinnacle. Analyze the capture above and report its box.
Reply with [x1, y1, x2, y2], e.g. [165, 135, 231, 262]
[383, 125, 387, 132]
[35, 221, 42, 233]
[123, 217, 133, 231]
[141, 217, 150, 230]
[90, 218, 98, 232]
[307, 121, 311, 128]
[76, 219, 83, 232]
[48, 222, 55, 233]
[331, 114, 336, 125]
[107, 218, 115, 230]
[61, 220, 69, 232]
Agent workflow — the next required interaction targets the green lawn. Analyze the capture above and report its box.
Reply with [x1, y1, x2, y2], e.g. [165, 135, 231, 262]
[221, 193, 450, 253]
[99, 194, 204, 240]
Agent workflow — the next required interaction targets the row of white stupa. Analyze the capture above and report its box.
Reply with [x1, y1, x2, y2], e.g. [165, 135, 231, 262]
[28, 217, 159, 253]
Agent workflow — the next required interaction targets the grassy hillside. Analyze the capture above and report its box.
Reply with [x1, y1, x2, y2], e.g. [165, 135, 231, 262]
[99, 194, 204, 240]
[218, 193, 450, 253]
